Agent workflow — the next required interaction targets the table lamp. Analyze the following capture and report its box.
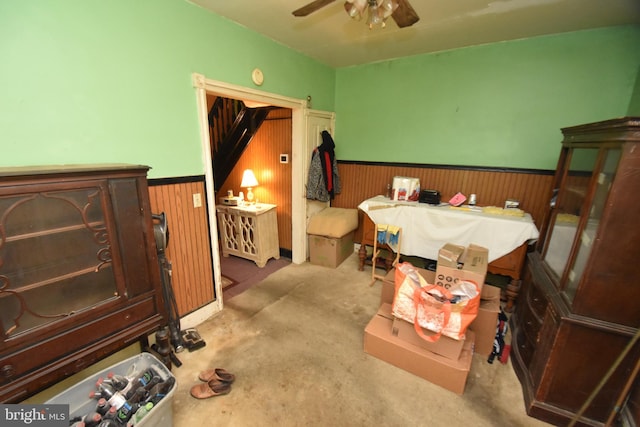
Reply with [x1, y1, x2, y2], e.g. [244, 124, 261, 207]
[240, 169, 259, 204]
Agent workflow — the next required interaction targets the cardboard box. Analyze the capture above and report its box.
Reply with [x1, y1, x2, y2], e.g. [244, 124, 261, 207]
[364, 304, 475, 395]
[391, 316, 466, 360]
[380, 268, 396, 305]
[435, 243, 488, 291]
[308, 231, 354, 268]
[469, 285, 501, 356]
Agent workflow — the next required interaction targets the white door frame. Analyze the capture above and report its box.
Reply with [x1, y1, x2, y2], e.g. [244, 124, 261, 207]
[186, 73, 323, 325]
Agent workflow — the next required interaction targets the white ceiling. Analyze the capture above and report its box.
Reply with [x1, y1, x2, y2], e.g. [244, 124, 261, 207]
[188, 0, 640, 68]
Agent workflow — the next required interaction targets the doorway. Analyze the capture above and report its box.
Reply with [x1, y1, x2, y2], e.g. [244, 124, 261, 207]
[187, 73, 334, 325]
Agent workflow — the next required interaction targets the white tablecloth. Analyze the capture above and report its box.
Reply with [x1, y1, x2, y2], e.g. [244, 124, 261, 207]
[358, 196, 540, 262]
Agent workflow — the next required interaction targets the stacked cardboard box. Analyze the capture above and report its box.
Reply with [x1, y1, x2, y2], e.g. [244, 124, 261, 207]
[435, 243, 488, 291]
[364, 304, 475, 395]
[364, 243, 500, 394]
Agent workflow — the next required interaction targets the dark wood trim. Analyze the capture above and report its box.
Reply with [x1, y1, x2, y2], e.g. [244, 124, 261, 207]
[148, 175, 205, 186]
[338, 159, 555, 176]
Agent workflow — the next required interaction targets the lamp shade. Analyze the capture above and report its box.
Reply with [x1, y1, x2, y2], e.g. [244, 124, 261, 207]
[240, 169, 259, 188]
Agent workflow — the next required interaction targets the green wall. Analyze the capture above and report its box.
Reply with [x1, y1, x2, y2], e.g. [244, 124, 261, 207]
[2, 1, 638, 176]
[334, 25, 640, 169]
[0, 0, 334, 178]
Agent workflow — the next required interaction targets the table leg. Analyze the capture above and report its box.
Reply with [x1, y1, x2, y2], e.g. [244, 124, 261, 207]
[358, 244, 367, 271]
[504, 279, 521, 313]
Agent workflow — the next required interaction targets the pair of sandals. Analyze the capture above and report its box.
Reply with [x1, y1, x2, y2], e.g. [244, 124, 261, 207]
[190, 368, 236, 399]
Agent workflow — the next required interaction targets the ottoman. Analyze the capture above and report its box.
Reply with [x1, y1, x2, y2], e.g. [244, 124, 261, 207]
[307, 207, 359, 268]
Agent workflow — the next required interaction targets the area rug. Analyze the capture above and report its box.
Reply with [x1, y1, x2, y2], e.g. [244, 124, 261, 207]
[221, 275, 236, 289]
[220, 255, 291, 299]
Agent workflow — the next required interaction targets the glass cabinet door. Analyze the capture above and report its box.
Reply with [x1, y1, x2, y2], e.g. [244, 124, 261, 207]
[0, 186, 118, 338]
[563, 148, 620, 301]
[542, 147, 620, 303]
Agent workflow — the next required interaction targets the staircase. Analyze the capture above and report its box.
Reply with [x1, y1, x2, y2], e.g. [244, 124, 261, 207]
[208, 97, 273, 191]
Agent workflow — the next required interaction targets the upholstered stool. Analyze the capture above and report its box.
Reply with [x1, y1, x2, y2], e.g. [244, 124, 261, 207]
[307, 207, 358, 268]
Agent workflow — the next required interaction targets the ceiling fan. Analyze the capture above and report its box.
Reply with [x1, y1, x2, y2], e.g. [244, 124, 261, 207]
[292, 0, 419, 29]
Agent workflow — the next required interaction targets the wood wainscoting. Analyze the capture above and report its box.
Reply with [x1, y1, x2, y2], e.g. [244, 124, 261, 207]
[331, 162, 555, 244]
[148, 178, 215, 316]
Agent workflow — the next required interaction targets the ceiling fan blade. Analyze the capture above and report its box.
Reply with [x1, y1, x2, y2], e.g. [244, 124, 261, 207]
[292, 0, 337, 17]
[392, 0, 420, 28]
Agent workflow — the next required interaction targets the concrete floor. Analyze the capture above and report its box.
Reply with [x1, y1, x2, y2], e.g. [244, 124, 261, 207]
[169, 253, 552, 426]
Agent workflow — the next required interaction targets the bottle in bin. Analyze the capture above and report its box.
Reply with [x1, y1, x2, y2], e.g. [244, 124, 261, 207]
[91, 380, 137, 424]
[105, 372, 130, 392]
[140, 374, 162, 393]
[114, 400, 138, 424]
[95, 398, 110, 416]
[147, 376, 175, 405]
[92, 379, 127, 410]
[132, 402, 154, 425]
[127, 386, 148, 404]
[89, 360, 170, 426]
[125, 367, 159, 398]
[80, 412, 103, 427]
[103, 367, 159, 400]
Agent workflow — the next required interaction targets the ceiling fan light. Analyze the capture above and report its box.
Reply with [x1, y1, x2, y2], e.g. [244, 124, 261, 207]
[346, 0, 367, 20]
[347, 5, 360, 19]
[367, 5, 378, 22]
[380, 0, 397, 12]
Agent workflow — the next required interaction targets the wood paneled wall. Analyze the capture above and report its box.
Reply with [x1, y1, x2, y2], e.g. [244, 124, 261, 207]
[218, 108, 293, 251]
[331, 163, 555, 243]
[148, 180, 214, 316]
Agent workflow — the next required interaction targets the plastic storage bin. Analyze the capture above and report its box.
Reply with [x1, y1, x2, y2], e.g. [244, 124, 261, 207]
[46, 352, 175, 427]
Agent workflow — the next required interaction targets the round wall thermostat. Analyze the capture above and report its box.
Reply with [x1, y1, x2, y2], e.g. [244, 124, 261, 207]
[252, 68, 264, 86]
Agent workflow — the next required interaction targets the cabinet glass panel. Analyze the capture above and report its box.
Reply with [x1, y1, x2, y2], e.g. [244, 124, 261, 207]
[564, 148, 620, 301]
[543, 148, 598, 281]
[0, 187, 117, 337]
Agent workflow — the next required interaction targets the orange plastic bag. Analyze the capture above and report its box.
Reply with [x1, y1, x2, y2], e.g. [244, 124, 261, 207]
[392, 262, 480, 341]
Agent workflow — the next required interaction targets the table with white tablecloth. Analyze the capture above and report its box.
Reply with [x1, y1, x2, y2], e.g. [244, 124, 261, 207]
[358, 196, 539, 262]
[358, 196, 540, 311]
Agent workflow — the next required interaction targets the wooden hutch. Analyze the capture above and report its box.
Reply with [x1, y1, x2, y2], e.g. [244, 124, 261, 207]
[510, 117, 640, 426]
[0, 164, 167, 402]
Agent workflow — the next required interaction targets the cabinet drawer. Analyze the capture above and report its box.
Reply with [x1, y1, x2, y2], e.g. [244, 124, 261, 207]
[515, 327, 535, 368]
[515, 294, 541, 344]
[527, 280, 548, 320]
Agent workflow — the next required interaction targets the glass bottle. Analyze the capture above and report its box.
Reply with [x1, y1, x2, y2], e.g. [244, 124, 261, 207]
[93, 380, 127, 410]
[95, 398, 110, 416]
[132, 402, 154, 425]
[105, 373, 129, 392]
[147, 377, 175, 404]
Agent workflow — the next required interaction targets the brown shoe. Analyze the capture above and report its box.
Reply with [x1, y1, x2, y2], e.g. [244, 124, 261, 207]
[190, 380, 232, 399]
[198, 368, 236, 383]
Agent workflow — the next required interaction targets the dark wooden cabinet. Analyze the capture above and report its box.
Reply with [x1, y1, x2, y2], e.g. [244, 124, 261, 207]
[511, 117, 640, 426]
[0, 164, 166, 403]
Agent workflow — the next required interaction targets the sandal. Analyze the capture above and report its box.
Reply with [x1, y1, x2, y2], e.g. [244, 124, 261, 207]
[198, 368, 236, 383]
[190, 380, 232, 399]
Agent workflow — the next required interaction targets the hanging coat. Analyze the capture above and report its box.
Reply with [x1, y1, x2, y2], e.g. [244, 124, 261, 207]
[306, 130, 341, 202]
